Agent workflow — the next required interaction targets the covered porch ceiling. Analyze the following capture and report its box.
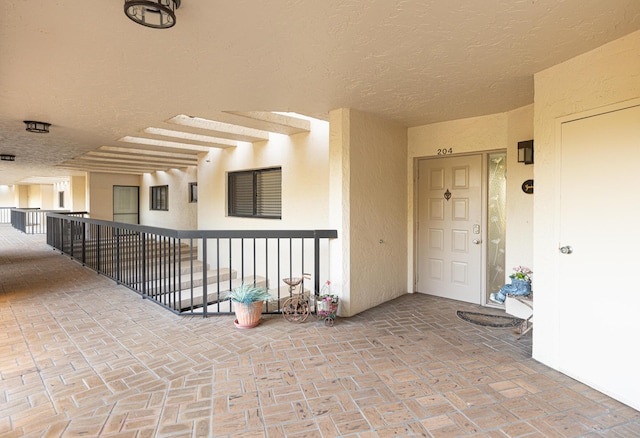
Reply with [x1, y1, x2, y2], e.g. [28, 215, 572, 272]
[1, 1, 640, 184]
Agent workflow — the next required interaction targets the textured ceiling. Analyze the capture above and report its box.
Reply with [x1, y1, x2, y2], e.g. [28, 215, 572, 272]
[1, 0, 640, 185]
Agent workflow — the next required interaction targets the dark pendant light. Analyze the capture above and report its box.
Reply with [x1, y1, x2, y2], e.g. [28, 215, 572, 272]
[124, 0, 181, 29]
[24, 120, 51, 133]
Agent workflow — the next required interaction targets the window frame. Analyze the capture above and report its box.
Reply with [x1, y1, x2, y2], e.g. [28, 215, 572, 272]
[150, 185, 169, 211]
[228, 167, 282, 219]
[58, 191, 64, 208]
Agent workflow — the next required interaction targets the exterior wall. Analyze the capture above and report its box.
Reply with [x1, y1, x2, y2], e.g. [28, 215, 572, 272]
[27, 185, 40, 208]
[407, 107, 534, 296]
[70, 175, 87, 212]
[505, 105, 534, 272]
[0, 185, 14, 206]
[53, 181, 71, 210]
[140, 167, 197, 229]
[198, 118, 330, 230]
[26, 185, 54, 209]
[198, 117, 332, 293]
[330, 108, 408, 316]
[15, 185, 28, 208]
[87, 172, 141, 221]
[533, 30, 640, 367]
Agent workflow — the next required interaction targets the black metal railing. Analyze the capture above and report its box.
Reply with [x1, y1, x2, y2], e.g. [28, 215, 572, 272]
[11, 208, 43, 233]
[46, 213, 337, 317]
[11, 209, 87, 234]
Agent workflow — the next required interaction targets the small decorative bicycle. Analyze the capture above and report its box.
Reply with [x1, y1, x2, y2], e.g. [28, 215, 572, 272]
[281, 274, 311, 323]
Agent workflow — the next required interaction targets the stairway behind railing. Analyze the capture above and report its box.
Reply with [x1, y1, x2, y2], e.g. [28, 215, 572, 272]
[46, 212, 337, 317]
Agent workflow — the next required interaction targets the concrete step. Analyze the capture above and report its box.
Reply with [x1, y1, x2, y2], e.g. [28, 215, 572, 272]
[143, 267, 236, 295]
[159, 276, 268, 311]
[69, 241, 199, 265]
[187, 284, 312, 314]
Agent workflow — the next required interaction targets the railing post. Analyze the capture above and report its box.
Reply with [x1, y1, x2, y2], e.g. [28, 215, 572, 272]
[82, 222, 86, 266]
[314, 231, 321, 298]
[202, 238, 207, 318]
[116, 227, 121, 284]
[96, 225, 101, 274]
[59, 216, 64, 252]
[69, 220, 74, 259]
[142, 234, 147, 298]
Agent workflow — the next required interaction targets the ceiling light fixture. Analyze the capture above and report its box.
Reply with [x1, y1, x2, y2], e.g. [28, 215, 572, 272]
[1, 154, 16, 161]
[124, 0, 180, 29]
[24, 120, 51, 133]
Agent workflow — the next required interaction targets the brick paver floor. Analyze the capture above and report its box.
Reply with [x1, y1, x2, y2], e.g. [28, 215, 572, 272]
[1, 225, 639, 437]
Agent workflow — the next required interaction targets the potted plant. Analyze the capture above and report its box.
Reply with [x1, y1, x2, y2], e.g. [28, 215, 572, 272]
[490, 266, 532, 304]
[228, 283, 271, 328]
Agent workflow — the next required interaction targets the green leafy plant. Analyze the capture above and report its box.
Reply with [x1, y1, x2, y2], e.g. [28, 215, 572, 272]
[228, 283, 271, 305]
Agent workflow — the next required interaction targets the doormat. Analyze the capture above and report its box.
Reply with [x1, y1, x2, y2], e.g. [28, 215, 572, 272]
[456, 311, 523, 328]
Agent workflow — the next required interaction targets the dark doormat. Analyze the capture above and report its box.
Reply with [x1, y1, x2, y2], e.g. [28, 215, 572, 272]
[456, 310, 524, 328]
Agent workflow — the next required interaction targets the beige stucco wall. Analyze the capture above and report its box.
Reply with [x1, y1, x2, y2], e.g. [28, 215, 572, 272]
[140, 167, 197, 229]
[0, 185, 14, 206]
[197, 118, 332, 291]
[330, 108, 408, 316]
[533, 30, 640, 367]
[407, 106, 534, 298]
[504, 105, 534, 272]
[27, 185, 40, 208]
[70, 175, 87, 212]
[53, 181, 70, 210]
[87, 172, 141, 221]
[14, 184, 28, 208]
[198, 118, 330, 230]
[25, 184, 54, 209]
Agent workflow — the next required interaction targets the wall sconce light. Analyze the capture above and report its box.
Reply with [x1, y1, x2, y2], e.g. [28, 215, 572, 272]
[517, 140, 534, 165]
[1, 154, 16, 161]
[124, 0, 181, 29]
[24, 120, 51, 133]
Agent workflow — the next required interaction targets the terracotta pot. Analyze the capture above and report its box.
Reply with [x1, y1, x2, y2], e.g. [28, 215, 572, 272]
[233, 301, 264, 328]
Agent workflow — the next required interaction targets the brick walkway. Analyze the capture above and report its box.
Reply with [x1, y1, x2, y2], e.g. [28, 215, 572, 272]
[1, 225, 638, 437]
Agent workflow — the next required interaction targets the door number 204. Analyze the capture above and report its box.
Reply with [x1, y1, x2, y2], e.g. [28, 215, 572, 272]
[437, 148, 453, 155]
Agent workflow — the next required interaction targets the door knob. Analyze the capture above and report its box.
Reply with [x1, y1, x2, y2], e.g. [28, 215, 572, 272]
[473, 239, 482, 244]
[559, 245, 573, 254]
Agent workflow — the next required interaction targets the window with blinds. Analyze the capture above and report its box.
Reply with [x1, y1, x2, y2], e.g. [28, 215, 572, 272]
[228, 167, 281, 218]
[150, 185, 168, 211]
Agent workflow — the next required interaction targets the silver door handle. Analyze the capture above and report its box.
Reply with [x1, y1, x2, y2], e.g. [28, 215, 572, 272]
[473, 239, 482, 244]
[559, 245, 573, 254]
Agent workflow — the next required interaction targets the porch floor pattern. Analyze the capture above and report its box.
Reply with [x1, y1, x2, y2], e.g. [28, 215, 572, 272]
[1, 225, 639, 437]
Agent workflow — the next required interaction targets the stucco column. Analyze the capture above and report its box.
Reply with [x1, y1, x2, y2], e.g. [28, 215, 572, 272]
[329, 108, 408, 317]
[328, 108, 351, 316]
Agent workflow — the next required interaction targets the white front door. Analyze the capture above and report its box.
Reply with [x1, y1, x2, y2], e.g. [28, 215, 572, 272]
[558, 103, 640, 410]
[417, 155, 483, 304]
